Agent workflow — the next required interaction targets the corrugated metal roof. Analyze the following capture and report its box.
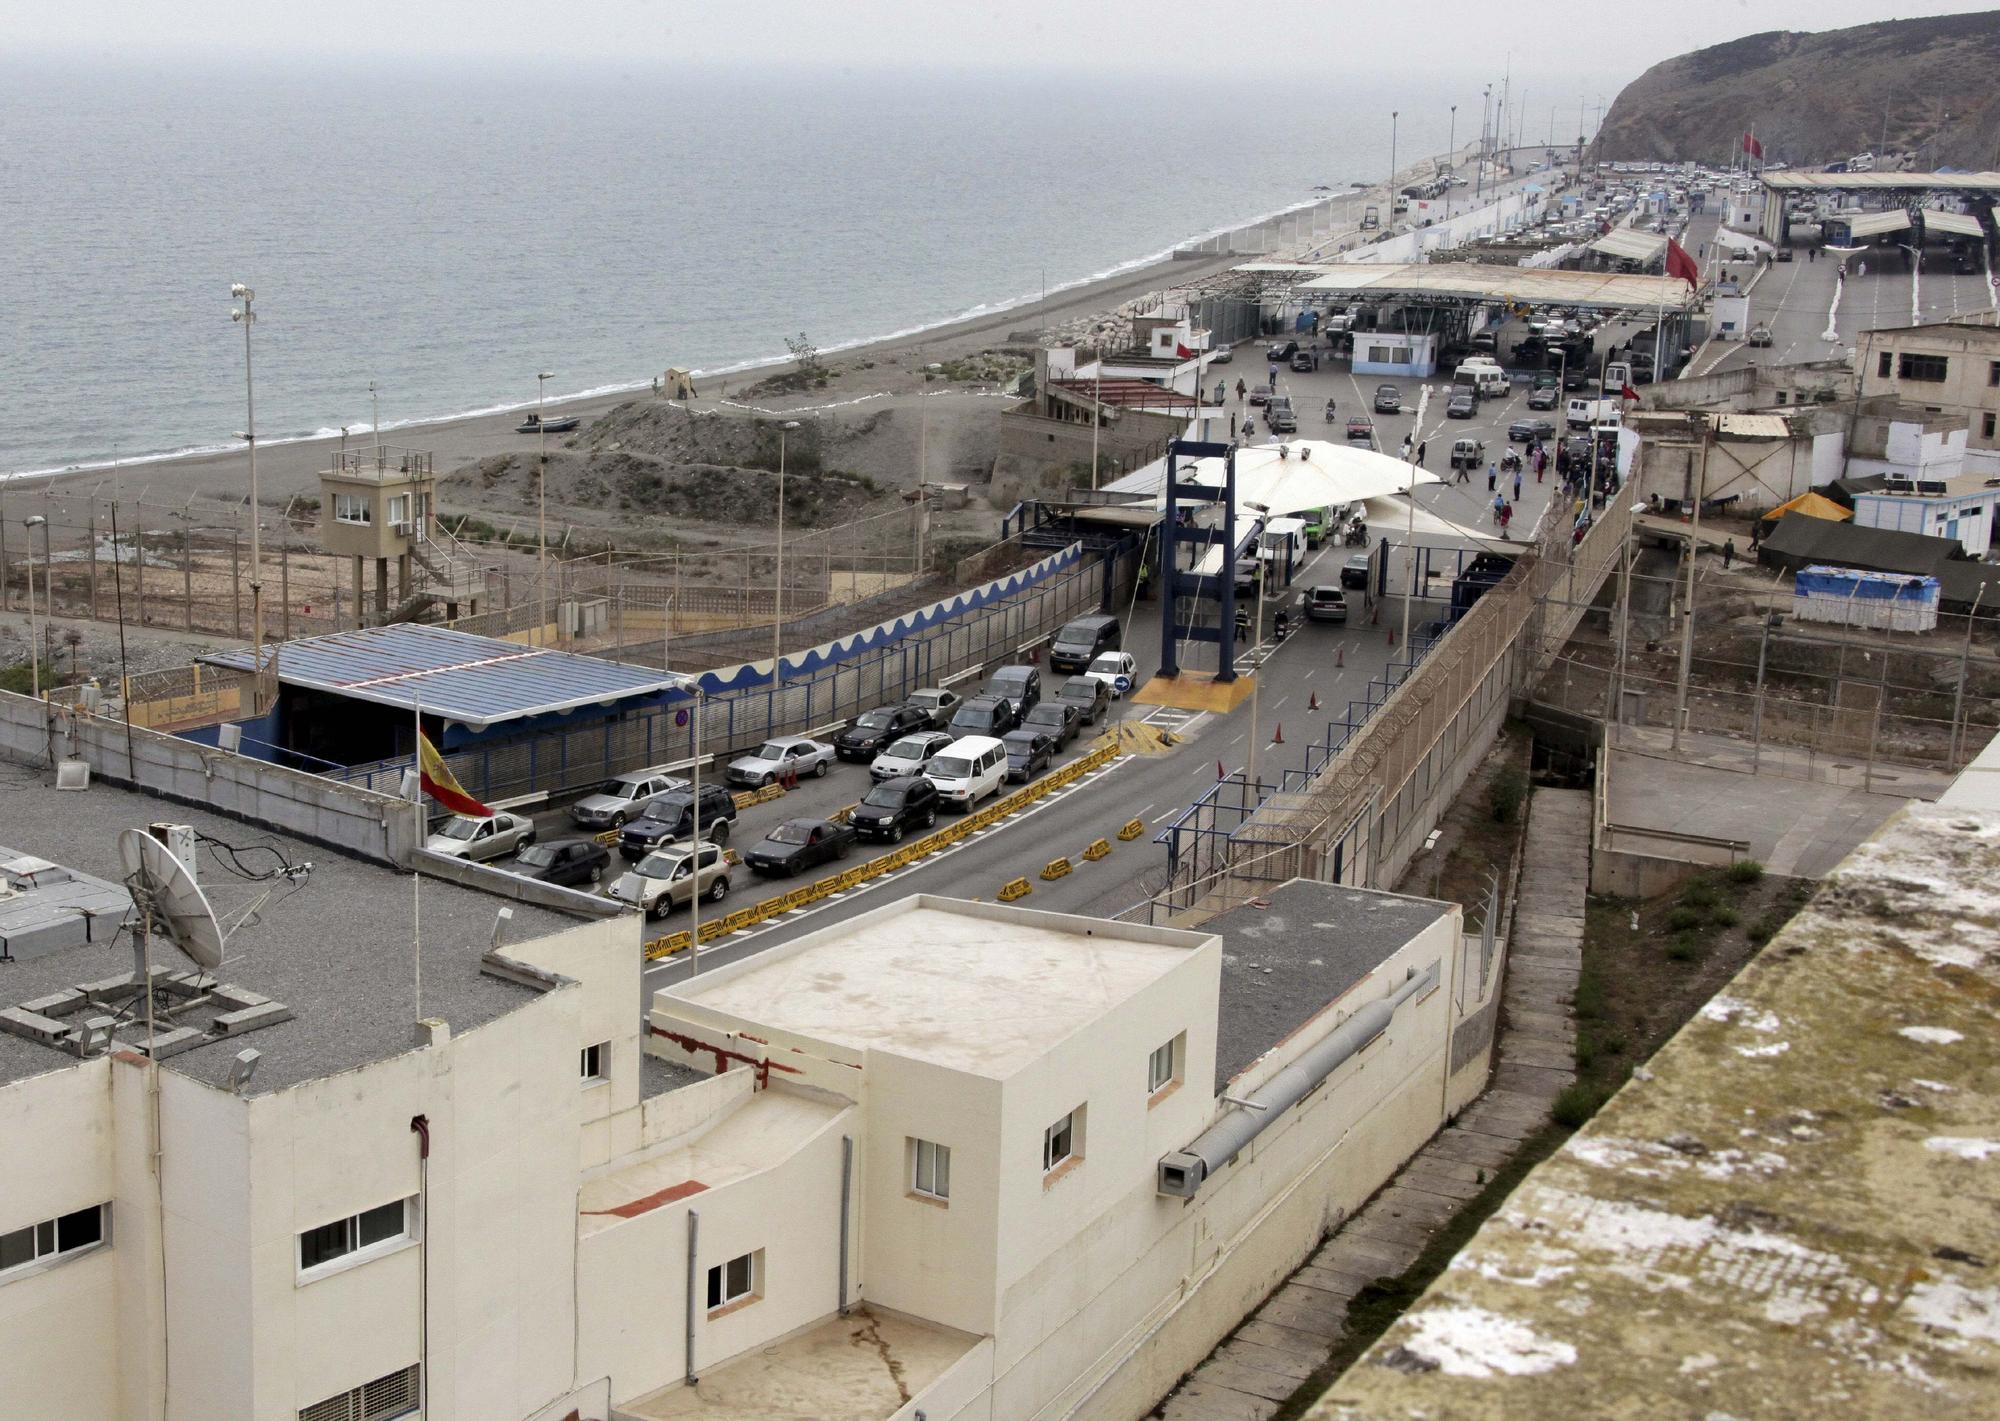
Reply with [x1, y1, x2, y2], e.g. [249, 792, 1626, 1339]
[1714, 414, 1791, 439]
[201, 624, 683, 730]
[1763, 171, 2000, 191]
[1921, 208, 1985, 238]
[1290, 262, 1693, 312]
[1589, 228, 1668, 262]
[1844, 210, 1912, 239]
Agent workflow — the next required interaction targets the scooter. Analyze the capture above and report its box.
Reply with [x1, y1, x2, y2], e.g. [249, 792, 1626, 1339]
[1501, 449, 1523, 475]
[1323, 398, 1338, 423]
[1342, 517, 1368, 547]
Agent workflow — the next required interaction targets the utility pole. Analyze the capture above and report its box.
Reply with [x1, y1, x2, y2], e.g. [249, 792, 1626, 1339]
[773, 420, 800, 679]
[231, 284, 267, 714]
[1671, 421, 1710, 753]
[536, 371, 553, 643]
[1400, 387, 1432, 658]
[1447, 105, 1458, 219]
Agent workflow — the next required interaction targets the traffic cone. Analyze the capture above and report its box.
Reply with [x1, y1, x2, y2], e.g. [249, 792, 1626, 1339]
[1308, 690, 1320, 711]
[1370, 604, 1379, 624]
[1217, 760, 1226, 780]
[1272, 723, 1285, 745]
[1335, 646, 1344, 668]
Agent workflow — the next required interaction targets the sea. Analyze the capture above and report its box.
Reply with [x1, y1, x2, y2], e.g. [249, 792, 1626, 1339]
[2, 56, 1496, 478]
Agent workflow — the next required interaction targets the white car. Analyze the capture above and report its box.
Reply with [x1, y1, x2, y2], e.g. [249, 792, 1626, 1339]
[870, 730, 955, 782]
[1082, 651, 1139, 699]
[607, 842, 730, 919]
[725, 735, 836, 788]
[424, 810, 535, 862]
[1210, 342, 1233, 364]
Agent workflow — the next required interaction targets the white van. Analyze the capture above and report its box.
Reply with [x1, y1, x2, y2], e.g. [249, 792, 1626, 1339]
[1260, 517, 1308, 573]
[1456, 359, 1508, 398]
[925, 734, 1007, 811]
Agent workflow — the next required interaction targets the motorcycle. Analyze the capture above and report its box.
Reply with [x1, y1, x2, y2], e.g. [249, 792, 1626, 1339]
[1501, 449, 1523, 475]
[1323, 398, 1338, 423]
[1342, 517, 1368, 547]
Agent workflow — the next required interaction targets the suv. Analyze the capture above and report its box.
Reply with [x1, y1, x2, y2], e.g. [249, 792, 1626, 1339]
[1305, 585, 1348, 623]
[949, 694, 1017, 738]
[1056, 675, 1111, 727]
[834, 704, 932, 762]
[569, 769, 686, 829]
[618, 784, 739, 861]
[607, 841, 730, 919]
[1288, 350, 1315, 373]
[1372, 384, 1401, 413]
[903, 687, 962, 731]
[870, 729, 954, 782]
[983, 665, 1041, 719]
[1049, 614, 1121, 673]
[849, 775, 940, 843]
[1268, 397, 1298, 434]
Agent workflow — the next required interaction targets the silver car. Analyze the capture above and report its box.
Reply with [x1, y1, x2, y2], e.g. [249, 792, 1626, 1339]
[870, 730, 955, 782]
[607, 842, 730, 919]
[568, 769, 687, 829]
[424, 810, 536, 862]
[725, 735, 836, 788]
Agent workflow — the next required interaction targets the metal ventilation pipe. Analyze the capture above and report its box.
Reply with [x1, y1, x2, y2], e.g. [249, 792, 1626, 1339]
[1158, 962, 1438, 1199]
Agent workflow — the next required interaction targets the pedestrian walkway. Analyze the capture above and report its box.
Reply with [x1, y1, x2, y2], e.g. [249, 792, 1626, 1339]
[1154, 789, 1588, 1421]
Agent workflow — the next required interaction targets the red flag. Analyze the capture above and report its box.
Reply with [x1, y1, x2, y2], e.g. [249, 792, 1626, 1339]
[418, 732, 490, 818]
[1176, 343, 1196, 360]
[1665, 237, 1700, 288]
[1620, 383, 1641, 402]
[1742, 132, 1763, 160]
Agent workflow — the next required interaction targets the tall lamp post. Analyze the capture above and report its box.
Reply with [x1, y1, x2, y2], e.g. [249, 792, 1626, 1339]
[1244, 501, 1270, 794]
[1447, 105, 1458, 219]
[230, 285, 267, 712]
[536, 371, 553, 642]
[773, 421, 801, 680]
[1401, 387, 1433, 660]
[22, 515, 45, 704]
[1390, 110, 1399, 198]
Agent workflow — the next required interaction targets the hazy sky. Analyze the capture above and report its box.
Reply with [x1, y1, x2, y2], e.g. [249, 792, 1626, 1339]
[8, 0, 1989, 79]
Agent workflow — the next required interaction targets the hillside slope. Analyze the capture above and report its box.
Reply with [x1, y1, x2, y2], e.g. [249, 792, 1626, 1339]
[1596, 10, 2000, 169]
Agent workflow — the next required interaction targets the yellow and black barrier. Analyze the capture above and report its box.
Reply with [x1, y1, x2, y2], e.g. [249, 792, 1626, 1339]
[997, 877, 1032, 902]
[1082, 838, 1111, 862]
[1118, 818, 1145, 841]
[1040, 857, 1072, 881]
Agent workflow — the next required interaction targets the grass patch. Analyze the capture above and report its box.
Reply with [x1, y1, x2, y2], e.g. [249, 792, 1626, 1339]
[1679, 880, 1721, 911]
[1487, 766, 1527, 824]
[1663, 905, 1704, 932]
[1666, 934, 1703, 962]
[1726, 859, 1766, 885]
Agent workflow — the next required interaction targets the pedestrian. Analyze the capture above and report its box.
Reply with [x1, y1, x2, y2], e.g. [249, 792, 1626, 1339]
[1513, 470, 1523, 502]
[1500, 501, 1513, 534]
[1858, 258, 1867, 277]
[1492, 491, 1505, 522]
[1723, 537, 1736, 569]
[1268, 361, 1280, 387]
[1455, 459, 1471, 485]
[1487, 463, 1497, 492]
[1214, 379, 1226, 404]
[1750, 518, 1765, 549]
[1236, 378, 1247, 402]
[1417, 440, 1427, 466]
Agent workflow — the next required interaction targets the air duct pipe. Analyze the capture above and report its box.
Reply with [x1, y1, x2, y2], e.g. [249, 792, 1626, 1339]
[1157, 962, 1437, 1199]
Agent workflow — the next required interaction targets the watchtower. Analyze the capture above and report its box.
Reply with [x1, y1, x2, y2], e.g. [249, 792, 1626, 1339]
[318, 446, 437, 625]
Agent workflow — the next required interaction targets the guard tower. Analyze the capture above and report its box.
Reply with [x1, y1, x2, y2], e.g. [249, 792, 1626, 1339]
[318, 445, 450, 625]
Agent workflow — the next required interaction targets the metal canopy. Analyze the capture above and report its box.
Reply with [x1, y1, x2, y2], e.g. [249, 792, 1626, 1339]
[1763, 171, 2000, 192]
[201, 623, 684, 730]
[1589, 228, 1668, 263]
[1288, 262, 1693, 312]
[1920, 209, 1985, 239]
[1844, 210, 1912, 239]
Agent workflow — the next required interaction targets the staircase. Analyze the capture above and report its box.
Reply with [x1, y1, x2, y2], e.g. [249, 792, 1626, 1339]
[410, 522, 487, 611]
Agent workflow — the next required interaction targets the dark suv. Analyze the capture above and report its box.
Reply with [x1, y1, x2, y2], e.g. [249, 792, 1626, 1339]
[834, 703, 932, 762]
[1056, 676, 1110, 727]
[618, 784, 739, 861]
[848, 775, 940, 843]
[949, 694, 1017, 738]
[983, 666, 1041, 719]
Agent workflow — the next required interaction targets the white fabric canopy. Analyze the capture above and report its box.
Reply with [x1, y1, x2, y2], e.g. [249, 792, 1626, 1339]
[1125, 439, 1441, 517]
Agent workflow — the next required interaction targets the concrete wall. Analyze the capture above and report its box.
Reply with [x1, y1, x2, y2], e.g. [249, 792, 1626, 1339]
[0, 690, 418, 867]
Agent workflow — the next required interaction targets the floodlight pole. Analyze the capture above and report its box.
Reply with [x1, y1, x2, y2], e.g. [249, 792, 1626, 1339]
[1447, 106, 1458, 219]
[231, 285, 267, 714]
[774, 421, 800, 679]
[22, 515, 45, 707]
[687, 685, 706, 972]
[1402, 387, 1432, 660]
[537, 371, 553, 644]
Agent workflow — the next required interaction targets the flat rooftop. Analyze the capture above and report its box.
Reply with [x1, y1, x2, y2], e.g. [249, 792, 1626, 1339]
[0, 776, 580, 1093]
[1307, 797, 2000, 1418]
[1206, 881, 1453, 1090]
[664, 896, 1212, 1078]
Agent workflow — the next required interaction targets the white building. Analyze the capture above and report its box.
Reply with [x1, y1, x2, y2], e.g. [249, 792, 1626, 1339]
[1851, 470, 1998, 557]
[0, 772, 1499, 1421]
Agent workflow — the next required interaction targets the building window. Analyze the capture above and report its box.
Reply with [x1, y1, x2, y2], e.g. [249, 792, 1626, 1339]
[1898, 353, 1949, 382]
[385, 493, 410, 527]
[298, 1362, 421, 1421]
[1149, 1034, 1184, 1096]
[580, 1042, 607, 1083]
[0, 1203, 109, 1281]
[1878, 351, 1893, 379]
[1989, 360, 2000, 388]
[1985, 413, 1996, 440]
[911, 1138, 951, 1202]
[333, 493, 372, 525]
[706, 1250, 760, 1311]
[298, 1198, 416, 1278]
[1043, 1107, 1083, 1173]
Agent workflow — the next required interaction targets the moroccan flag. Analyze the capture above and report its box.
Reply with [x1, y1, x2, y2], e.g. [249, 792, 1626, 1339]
[1665, 237, 1700, 288]
[418, 732, 489, 818]
[1742, 132, 1763, 159]
[1176, 343, 1197, 359]
[1620, 383, 1641, 402]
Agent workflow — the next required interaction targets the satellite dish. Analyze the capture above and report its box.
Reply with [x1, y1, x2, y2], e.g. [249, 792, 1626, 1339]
[119, 828, 225, 972]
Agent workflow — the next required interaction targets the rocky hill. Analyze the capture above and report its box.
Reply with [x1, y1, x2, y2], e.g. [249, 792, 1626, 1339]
[1595, 11, 2000, 169]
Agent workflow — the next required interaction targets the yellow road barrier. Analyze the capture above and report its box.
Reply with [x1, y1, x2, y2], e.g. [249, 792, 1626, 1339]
[1082, 838, 1111, 862]
[997, 877, 1032, 902]
[1118, 818, 1145, 841]
[644, 930, 693, 960]
[594, 829, 620, 846]
[1040, 857, 1072, 881]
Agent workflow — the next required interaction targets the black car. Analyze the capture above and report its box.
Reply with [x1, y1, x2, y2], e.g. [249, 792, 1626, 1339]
[950, 693, 1017, 737]
[1508, 418, 1556, 443]
[1019, 699, 1081, 749]
[834, 704, 932, 762]
[1525, 386, 1559, 411]
[849, 775, 940, 843]
[1340, 552, 1373, 590]
[1056, 675, 1110, 727]
[744, 817, 856, 877]
[1561, 365, 1589, 391]
[619, 785, 739, 861]
[511, 838, 611, 888]
[1372, 384, 1402, 414]
[983, 665, 1041, 719]
[1002, 730, 1056, 783]
[1266, 340, 1299, 361]
[1446, 391, 1478, 419]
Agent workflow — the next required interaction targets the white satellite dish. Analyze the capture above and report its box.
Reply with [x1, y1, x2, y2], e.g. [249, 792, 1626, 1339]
[119, 828, 225, 973]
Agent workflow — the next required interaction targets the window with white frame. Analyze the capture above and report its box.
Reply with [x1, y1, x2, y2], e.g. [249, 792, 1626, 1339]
[298, 1362, 420, 1421]
[0, 1203, 109, 1281]
[911, 1138, 951, 1201]
[706, 1249, 760, 1311]
[1148, 1033, 1184, 1095]
[386, 493, 410, 527]
[1043, 1106, 1083, 1173]
[333, 493, 372, 525]
[298, 1197, 415, 1278]
[580, 1041, 607, 1083]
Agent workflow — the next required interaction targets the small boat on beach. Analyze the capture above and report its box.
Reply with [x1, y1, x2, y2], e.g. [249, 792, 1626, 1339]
[516, 413, 580, 435]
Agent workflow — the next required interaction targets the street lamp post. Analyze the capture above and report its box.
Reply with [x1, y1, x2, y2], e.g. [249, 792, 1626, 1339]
[230, 285, 267, 712]
[687, 683, 707, 965]
[1477, 85, 1493, 205]
[22, 515, 46, 704]
[1245, 502, 1270, 794]
[773, 420, 800, 680]
[1447, 105, 1458, 219]
[1401, 387, 1433, 660]
[1390, 110, 1399, 198]
[536, 371, 553, 642]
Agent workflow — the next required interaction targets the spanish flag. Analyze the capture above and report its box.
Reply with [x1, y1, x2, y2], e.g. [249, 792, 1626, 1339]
[418, 732, 490, 818]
